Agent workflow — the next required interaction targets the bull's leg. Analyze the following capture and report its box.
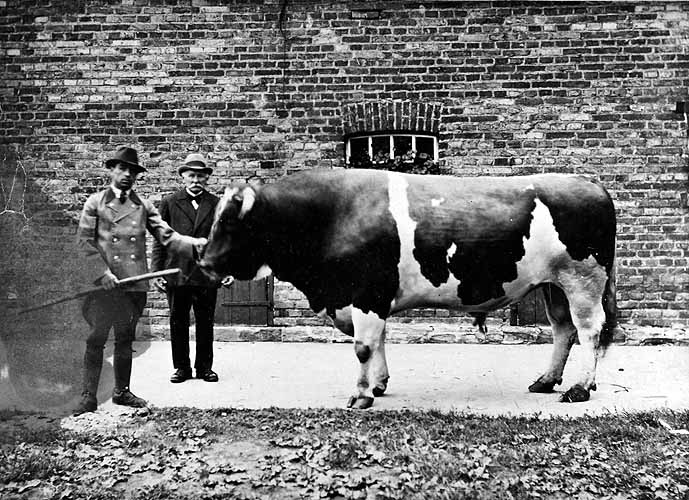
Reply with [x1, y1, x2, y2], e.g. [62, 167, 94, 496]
[558, 271, 607, 403]
[529, 284, 577, 393]
[372, 327, 390, 397]
[346, 307, 387, 409]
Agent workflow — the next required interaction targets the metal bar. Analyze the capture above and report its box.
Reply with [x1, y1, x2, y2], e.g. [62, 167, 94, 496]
[221, 301, 270, 307]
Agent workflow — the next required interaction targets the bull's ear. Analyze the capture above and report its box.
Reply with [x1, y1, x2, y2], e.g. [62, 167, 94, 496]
[237, 186, 256, 220]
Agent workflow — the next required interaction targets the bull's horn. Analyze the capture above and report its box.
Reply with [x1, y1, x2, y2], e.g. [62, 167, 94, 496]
[238, 186, 256, 219]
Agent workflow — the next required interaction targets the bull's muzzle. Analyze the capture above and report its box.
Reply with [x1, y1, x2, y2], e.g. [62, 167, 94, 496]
[197, 258, 223, 281]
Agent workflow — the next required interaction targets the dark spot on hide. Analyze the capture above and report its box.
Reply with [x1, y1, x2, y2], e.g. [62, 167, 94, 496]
[354, 341, 371, 363]
[536, 177, 616, 272]
[409, 182, 536, 306]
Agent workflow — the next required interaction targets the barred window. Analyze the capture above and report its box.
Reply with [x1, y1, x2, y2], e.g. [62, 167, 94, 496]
[346, 132, 439, 168]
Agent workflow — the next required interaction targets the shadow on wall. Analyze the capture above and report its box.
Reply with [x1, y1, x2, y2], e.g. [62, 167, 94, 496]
[0, 151, 151, 414]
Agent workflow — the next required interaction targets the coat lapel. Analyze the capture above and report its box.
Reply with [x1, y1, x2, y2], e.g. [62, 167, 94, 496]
[112, 190, 143, 222]
[193, 192, 214, 234]
[175, 191, 197, 226]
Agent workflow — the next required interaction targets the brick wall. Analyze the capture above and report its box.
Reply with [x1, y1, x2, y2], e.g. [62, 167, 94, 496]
[1, 1, 688, 336]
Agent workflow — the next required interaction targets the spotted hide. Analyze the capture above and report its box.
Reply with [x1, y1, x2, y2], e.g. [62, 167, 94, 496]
[200, 169, 617, 409]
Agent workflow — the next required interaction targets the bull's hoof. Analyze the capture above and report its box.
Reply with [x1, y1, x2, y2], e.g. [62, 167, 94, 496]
[372, 377, 389, 397]
[346, 395, 374, 409]
[528, 380, 556, 393]
[560, 384, 590, 403]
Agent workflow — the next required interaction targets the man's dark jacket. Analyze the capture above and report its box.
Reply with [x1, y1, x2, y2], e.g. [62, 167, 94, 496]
[151, 189, 220, 287]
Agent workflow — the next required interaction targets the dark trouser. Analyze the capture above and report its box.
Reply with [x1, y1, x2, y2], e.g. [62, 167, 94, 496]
[81, 290, 147, 395]
[167, 286, 218, 372]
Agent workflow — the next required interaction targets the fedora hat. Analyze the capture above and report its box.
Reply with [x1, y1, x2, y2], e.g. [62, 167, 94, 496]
[178, 153, 213, 176]
[104, 147, 146, 174]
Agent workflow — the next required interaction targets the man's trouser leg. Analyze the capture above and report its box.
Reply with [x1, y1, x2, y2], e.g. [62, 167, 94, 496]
[167, 287, 193, 371]
[82, 291, 116, 397]
[191, 286, 218, 372]
[112, 292, 147, 391]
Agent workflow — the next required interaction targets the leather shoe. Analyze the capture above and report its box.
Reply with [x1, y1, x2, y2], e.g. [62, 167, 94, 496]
[112, 388, 147, 408]
[170, 368, 193, 383]
[196, 369, 219, 382]
[73, 391, 97, 416]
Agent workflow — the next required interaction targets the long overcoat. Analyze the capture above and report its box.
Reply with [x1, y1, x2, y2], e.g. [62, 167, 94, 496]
[77, 187, 196, 292]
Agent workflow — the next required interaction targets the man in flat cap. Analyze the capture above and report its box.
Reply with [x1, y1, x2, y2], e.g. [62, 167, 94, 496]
[74, 146, 206, 415]
[152, 153, 230, 385]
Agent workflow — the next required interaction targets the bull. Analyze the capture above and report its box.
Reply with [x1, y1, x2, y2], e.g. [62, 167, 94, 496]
[199, 169, 616, 409]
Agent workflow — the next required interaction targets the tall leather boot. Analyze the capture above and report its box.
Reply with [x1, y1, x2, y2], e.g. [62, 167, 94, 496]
[73, 346, 102, 415]
[112, 341, 147, 408]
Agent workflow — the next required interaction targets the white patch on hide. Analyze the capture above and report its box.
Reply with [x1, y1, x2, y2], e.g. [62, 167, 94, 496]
[502, 198, 607, 302]
[431, 197, 445, 207]
[387, 173, 463, 312]
[252, 264, 273, 280]
[352, 306, 383, 325]
[447, 242, 457, 262]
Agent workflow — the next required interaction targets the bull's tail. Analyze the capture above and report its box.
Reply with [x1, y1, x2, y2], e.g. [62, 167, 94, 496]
[599, 261, 617, 349]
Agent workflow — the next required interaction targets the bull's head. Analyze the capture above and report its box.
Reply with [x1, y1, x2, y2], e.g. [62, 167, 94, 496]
[199, 183, 266, 281]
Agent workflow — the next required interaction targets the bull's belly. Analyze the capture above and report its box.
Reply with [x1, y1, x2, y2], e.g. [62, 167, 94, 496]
[389, 274, 537, 315]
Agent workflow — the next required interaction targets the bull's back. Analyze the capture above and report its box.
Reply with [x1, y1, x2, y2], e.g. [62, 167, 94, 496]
[391, 172, 615, 311]
[264, 169, 614, 316]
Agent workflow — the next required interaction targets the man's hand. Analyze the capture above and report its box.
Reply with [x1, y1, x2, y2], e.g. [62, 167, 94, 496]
[221, 276, 234, 287]
[154, 277, 168, 293]
[101, 270, 119, 290]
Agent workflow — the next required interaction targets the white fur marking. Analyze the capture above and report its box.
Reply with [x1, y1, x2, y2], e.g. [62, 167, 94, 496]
[387, 173, 462, 311]
[503, 199, 566, 298]
[431, 197, 445, 207]
[252, 264, 273, 280]
[447, 242, 457, 262]
[503, 198, 607, 302]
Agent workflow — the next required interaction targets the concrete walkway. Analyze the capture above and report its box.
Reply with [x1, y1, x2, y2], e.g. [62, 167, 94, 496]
[86, 342, 689, 417]
[2, 341, 688, 417]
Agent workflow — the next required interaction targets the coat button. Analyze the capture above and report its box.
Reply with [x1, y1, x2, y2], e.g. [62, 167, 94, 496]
[130, 254, 136, 259]
[132, 221, 137, 225]
[112, 237, 118, 242]
[130, 237, 136, 242]
[113, 256, 120, 260]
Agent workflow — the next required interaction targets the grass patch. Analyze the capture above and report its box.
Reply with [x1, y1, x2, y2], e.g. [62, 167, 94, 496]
[0, 408, 687, 499]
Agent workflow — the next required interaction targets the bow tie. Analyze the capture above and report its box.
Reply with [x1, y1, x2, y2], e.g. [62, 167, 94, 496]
[189, 194, 199, 210]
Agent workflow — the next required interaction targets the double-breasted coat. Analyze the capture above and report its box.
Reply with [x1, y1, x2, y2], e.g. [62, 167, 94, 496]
[151, 189, 220, 288]
[77, 187, 197, 292]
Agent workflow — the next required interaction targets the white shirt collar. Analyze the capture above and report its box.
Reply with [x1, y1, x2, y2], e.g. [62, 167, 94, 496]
[110, 185, 127, 199]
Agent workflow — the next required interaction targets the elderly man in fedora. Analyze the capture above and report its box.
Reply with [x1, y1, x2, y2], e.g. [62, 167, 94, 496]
[152, 153, 230, 384]
[74, 146, 207, 415]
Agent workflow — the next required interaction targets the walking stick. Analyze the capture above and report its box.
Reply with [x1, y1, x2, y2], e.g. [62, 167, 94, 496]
[15, 268, 181, 315]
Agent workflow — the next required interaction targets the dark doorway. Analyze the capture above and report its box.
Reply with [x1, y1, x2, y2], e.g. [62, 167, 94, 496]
[214, 277, 274, 326]
[510, 288, 549, 326]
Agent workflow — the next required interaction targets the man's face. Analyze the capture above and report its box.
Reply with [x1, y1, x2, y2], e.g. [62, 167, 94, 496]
[182, 170, 209, 195]
[110, 163, 138, 191]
